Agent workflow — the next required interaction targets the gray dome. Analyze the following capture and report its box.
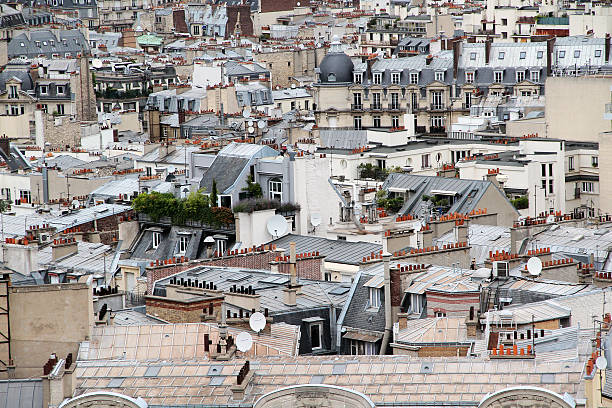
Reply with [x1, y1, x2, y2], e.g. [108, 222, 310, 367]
[319, 52, 354, 83]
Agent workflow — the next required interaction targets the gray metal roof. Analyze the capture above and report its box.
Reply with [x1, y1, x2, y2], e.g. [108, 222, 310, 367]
[267, 234, 381, 265]
[0, 379, 42, 408]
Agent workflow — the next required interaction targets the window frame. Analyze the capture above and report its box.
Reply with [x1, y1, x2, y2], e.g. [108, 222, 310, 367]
[369, 287, 382, 308]
[309, 322, 323, 350]
[178, 235, 188, 254]
[152, 232, 161, 249]
[269, 178, 282, 201]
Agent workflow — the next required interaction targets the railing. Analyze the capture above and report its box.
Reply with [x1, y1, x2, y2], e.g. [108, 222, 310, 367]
[371, 104, 382, 111]
[125, 291, 146, 306]
[430, 126, 446, 133]
[388, 103, 402, 110]
[430, 104, 446, 111]
[351, 103, 363, 110]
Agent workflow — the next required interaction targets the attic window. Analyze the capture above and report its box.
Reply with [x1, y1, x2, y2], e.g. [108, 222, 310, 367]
[328, 73, 336, 82]
[470, 52, 476, 60]
[498, 52, 505, 60]
[537, 51, 544, 59]
[20, 42, 24, 47]
[152, 232, 161, 249]
[574, 50, 580, 58]
[519, 51, 526, 59]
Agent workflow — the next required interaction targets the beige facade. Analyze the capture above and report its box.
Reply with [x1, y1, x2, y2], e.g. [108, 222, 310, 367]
[7, 282, 93, 379]
[599, 131, 612, 214]
[255, 49, 320, 89]
[546, 76, 612, 142]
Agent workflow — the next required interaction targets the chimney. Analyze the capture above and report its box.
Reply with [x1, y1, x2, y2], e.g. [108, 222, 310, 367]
[51, 237, 78, 261]
[289, 242, 297, 287]
[418, 228, 433, 249]
[510, 227, 519, 254]
[283, 242, 299, 307]
[453, 219, 469, 244]
[484, 37, 492, 65]
[426, 55, 433, 65]
[379, 252, 393, 355]
[42, 354, 76, 408]
[178, 109, 186, 124]
[452, 40, 461, 78]
[231, 360, 253, 400]
[546, 37, 556, 76]
[0, 135, 9, 155]
[606, 34, 610, 64]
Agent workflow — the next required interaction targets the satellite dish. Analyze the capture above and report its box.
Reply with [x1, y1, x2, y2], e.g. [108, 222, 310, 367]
[248, 126, 255, 134]
[248, 120, 254, 126]
[236, 331, 253, 352]
[297, 1, 300, 5]
[71, 199, 80, 209]
[473, 267, 491, 279]
[249, 312, 266, 333]
[266, 215, 288, 238]
[167, 165, 176, 173]
[597, 356, 608, 370]
[204, 236, 215, 243]
[257, 120, 266, 129]
[527, 257, 542, 277]
[546, 214, 556, 223]
[310, 213, 321, 227]
[243, 107, 252, 118]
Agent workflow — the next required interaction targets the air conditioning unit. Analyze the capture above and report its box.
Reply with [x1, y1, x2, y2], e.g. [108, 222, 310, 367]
[492, 261, 509, 279]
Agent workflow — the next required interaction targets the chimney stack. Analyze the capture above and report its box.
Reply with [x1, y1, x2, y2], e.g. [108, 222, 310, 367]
[51, 237, 78, 262]
[546, 37, 556, 76]
[289, 241, 297, 287]
[452, 39, 461, 79]
[379, 252, 393, 355]
[606, 34, 610, 63]
[484, 37, 492, 65]
[283, 242, 299, 306]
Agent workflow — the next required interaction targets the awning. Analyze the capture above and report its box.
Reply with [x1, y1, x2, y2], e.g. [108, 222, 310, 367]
[430, 189, 458, 196]
[343, 329, 383, 343]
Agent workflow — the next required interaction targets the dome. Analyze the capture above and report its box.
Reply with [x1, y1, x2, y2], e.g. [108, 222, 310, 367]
[319, 39, 354, 84]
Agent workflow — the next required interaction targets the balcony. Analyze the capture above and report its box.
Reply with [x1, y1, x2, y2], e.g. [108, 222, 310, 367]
[430, 104, 446, 111]
[605, 103, 612, 121]
[388, 103, 402, 111]
[430, 126, 446, 133]
[371, 104, 382, 111]
[351, 103, 363, 111]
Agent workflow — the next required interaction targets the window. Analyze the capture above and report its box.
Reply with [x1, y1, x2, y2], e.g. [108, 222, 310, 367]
[470, 52, 476, 61]
[574, 50, 580, 58]
[40, 85, 48, 95]
[465, 72, 474, 83]
[549, 163, 553, 176]
[520, 51, 526, 59]
[537, 50, 544, 59]
[541, 163, 546, 177]
[354, 116, 362, 129]
[373, 72, 381, 84]
[19, 190, 31, 204]
[494, 71, 503, 83]
[376, 159, 386, 169]
[559, 50, 565, 58]
[516, 71, 525, 82]
[548, 179, 553, 194]
[410, 72, 418, 84]
[592, 156, 599, 167]
[178, 235, 188, 254]
[372, 93, 381, 109]
[502, 18, 507, 25]
[56, 85, 65, 94]
[421, 154, 430, 168]
[464, 92, 471, 108]
[568, 156, 574, 171]
[290, 101, 296, 110]
[354, 73, 362, 83]
[391, 115, 399, 128]
[152, 232, 161, 249]
[391, 72, 400, 84]
[56, 104, 64, 115]
[435, 71, 444, 82]
[596, 50, 602, 58]
[40, 104, 47, 113]
[309, 322, 322, 350]
[498, 52, 505, 60]
[369, 287, 382, 308]
[435, 311, 447, 317]
[530, 70, 540, 82]
[373, 115, 381, 128]
[431, 115, 444, 128]
[353, 92, 362, 109]
[582, 182, 594, 193]
[327, 73, 336, 82]
[269, 178, 282, 201]
[349, 339, 378, 355]
[192, 25, 200, 35]
[8, 85, 18, 99]
[390, 92, 399, 109]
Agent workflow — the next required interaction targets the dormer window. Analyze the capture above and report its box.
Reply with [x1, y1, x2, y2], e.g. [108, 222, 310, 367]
[530, 70, 540, 82]
[516, 70, 525, 82]
[35, 41, 41, 47]
[465, 71, 474, 83]
[328, 73, 336, 82]
[178, 235, 188, 254]
[57, 85, 65, 95]
[40, 85, 48, 95]
[435, 71, 444, 82]
[8, 85, 18, 99]
[391, 72, 400, 85]
[494, 71, 503, 83]
[409, 72, 418, 84]
[354, 73, 362, 84]
[369, 287, 382, 308]
[152, 232, 161, 249]
[373, 72, 382, 85]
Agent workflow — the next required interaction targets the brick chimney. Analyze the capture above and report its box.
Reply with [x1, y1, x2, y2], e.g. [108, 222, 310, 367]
[0, 135, 9, 155]
[283, 242, 299, 307]
[51, 237, 78, 261]
[225, 285, 260, 311]
[42, 353, 76, 408]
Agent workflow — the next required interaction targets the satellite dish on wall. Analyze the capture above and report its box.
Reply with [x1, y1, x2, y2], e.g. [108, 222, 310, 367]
[310, 213, 321, 227]
[527, 257, 542, 277]
[249, 312, 266, 333]
[597, 356, 608, 370]
[248, 120, 254, 127]
[248, 126, 255, 134]
[243, 107, 252, 118]
[257, 120, 266, 129]
[266, 215, 288, 238]
[236, 331, 253, 352]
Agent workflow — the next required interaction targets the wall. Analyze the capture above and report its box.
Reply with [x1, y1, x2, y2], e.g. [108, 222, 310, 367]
[0, 243, 38, 275]
[600, 131, 612, 214]
[235, 209, 278, 248]
[146, 295, 218, 323]
[9, 282, 93, 379]
[425, 291, 480, 318]
[545, 76, 612, 143]
[505, 116, 547, 139]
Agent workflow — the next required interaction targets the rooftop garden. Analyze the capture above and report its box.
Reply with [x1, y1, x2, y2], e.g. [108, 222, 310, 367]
[232, 198, 301, 214]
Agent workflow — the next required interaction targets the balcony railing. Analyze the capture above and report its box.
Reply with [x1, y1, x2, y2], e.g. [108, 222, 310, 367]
[388, 103, 402, 110]
[430, 104, 446, 111]
[430, 126, 446, 133]
[371, 104, 382, 111]
[351, 103, 363, 111]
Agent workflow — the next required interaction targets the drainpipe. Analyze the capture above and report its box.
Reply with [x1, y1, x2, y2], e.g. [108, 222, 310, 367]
[379, 251, 393, 355]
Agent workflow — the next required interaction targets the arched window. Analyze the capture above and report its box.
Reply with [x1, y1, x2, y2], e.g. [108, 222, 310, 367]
[269, 178, 282, 201]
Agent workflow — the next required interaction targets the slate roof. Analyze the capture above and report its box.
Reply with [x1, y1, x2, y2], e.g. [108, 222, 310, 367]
[341, 273, 386, 334]
[267, 234, 380, 266]
[382, 173, 511, 217]
[8, 29, 89, 59]
[0, 379, 42, 408]
[130, 225, 209, 261]
[0, 63, 33, 91]
[0, 143, 31, 171]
